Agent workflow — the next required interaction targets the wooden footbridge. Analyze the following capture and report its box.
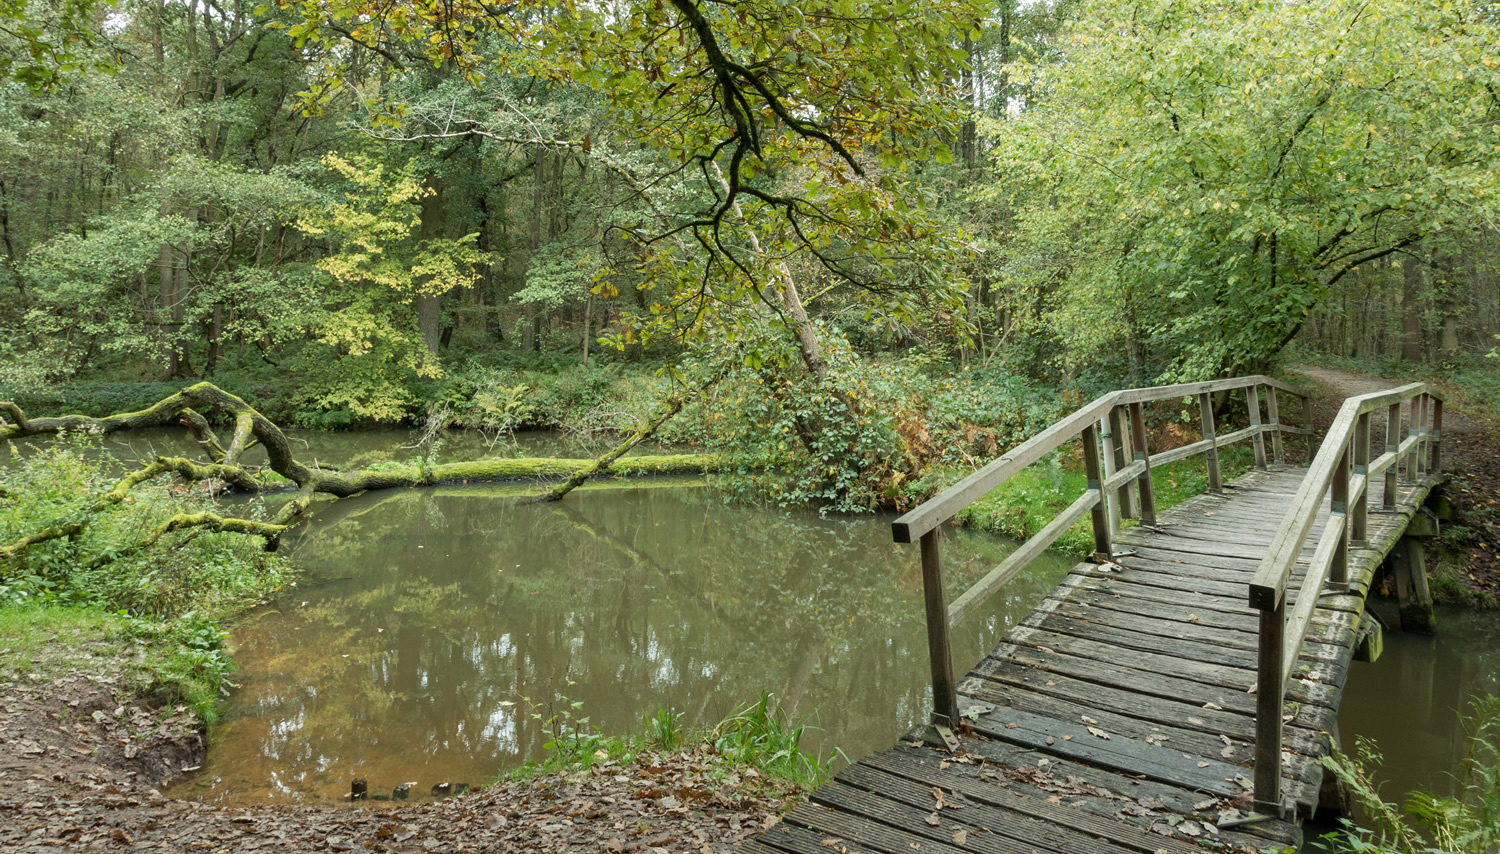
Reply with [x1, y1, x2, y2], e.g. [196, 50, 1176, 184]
[747, 377, 1446, 854]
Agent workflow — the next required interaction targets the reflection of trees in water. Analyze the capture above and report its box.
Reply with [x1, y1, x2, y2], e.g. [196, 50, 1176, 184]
[214, 486, 1074, 799]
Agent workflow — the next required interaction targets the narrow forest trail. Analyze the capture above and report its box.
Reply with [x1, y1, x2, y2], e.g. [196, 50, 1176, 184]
[1295, 364, 1500, 599]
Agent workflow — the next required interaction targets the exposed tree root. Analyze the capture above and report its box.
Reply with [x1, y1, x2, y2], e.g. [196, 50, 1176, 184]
[0, 382, 723, 563]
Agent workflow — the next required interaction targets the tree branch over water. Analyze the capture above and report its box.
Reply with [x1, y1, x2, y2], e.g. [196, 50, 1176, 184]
[0, 383, 722, 563]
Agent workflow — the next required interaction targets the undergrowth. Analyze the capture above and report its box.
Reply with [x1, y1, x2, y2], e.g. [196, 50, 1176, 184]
[1313, 695, 1500, 853]
[0, 437, 294, 721]
[505, 692, 841, 789]
[953, 444, 1261, 555]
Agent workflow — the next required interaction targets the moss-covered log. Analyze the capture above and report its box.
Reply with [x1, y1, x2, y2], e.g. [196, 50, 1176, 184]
[0, 383, 723, 561]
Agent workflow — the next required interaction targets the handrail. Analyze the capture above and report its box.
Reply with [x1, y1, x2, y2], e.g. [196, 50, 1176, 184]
[894, 375, 1311, 728]
[1246, 382, 1443, 817]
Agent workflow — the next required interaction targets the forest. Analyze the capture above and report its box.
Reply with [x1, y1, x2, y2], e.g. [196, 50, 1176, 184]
[1, 0, 1499, 850]
[0, 0, 1493, 512]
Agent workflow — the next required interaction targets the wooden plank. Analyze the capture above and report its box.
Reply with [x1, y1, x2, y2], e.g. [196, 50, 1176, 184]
[813, 778, 1131, 854]
[1053, 582, 1357, 645]
[782, 800, 975, 854]
[835, 763, 1194, 854]
[967, 708, 1246, 796]
[1000, 624, 1348, 699]
[969, 639, 1338, 714]
[1029, 606, 1351, 668]
[863, 743, 1302, 850]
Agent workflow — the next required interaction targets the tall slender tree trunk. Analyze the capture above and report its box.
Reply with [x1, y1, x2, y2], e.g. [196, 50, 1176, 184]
[418, 176, 444, 358]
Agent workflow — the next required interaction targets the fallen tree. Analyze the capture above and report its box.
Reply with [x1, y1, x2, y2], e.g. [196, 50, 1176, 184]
[0, 382, 722, 561]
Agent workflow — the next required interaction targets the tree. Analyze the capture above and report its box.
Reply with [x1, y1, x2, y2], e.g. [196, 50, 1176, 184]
[991, 0, 1500, 382]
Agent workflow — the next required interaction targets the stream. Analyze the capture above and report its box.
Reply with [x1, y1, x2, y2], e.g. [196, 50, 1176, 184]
[43, 428, 1496, 811]
[159, 431, 1075, 805]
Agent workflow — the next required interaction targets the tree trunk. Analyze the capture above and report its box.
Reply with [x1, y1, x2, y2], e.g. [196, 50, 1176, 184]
[418, 175, 444, 358]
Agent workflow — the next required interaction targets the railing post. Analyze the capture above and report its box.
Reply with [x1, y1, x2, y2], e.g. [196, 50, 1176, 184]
[1352, 412, 1370, 545]
[1332, 445, 1350, 586]
[1109, 406, 1136, 519]
[1253, 596, 1286, 817]
[1198, 392, 1222, 494]
[1400, 399, 1415, 485]
[1414, 394, 1428, 480]
[1247, 384, 1268, 471]
[1303, 394, 1314, 465]
[919, 530, 959, 727]
[1385, 402, 1401, 507]
[1431, 397, 1443, 474]
[1265, 388, 1284, 464]
[1099, 417, 1121, 534]
[1082, 423, 1113, 560]
[1128, 402, 1157, 527]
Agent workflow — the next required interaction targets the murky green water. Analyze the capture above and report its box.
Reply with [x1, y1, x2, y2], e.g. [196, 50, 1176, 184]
[1338, 607, 1500, 801]
[171, 478, 1074, 805]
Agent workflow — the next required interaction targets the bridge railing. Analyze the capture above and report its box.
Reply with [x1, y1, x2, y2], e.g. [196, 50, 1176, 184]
[893, 375, 1312, 728]
[1248, 382, 1443, 817]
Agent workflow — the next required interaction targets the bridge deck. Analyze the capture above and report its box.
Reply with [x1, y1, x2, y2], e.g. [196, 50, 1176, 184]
[747, 464, 1438, 854]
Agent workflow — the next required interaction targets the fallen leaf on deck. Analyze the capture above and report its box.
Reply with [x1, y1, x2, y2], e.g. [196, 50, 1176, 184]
[1197, 761, 1210, 767]
[1087, 726, 1111, 739]
[1202, 702, 1222, 710]
[951, 829, 967, 846]
[925, 812, 940, 826]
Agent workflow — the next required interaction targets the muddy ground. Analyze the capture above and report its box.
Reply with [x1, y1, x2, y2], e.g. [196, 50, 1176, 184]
[0, 641, 802, 852]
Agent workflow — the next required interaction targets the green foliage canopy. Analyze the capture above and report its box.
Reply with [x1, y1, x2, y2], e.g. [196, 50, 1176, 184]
[994, 0, 1500, 381]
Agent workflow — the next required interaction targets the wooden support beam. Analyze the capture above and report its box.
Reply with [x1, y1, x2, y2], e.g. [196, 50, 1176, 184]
[1198, 392, 1222, 494]
[1391, 537, 1434, 634]
[919, 530, 959, 726]
[1129, 402, 1157, 527]
[1247, 384, 1268, 471]
[1082, 423, 1112, 560]
[1266, 387, 1284, 464]
[1351, 412, 1370, 545]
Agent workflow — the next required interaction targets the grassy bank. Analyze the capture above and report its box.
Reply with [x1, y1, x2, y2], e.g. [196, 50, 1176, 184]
[503, 692, 840, 791]
[948, 444, 1262, 555]
[0, 606, 234, 720]
[1, 440, 292, 723]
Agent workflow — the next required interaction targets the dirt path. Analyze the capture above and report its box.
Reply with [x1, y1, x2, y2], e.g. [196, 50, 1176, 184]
[1294, 364, 1500, 599]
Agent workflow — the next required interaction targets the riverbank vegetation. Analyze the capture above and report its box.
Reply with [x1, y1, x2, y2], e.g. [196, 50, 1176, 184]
[0, 440, 290, 719]
[1314, 695, 1500, 854]
[509, 692, 838, 790]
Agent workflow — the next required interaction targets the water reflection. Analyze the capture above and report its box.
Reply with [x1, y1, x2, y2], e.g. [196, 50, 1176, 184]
[174, 483, 1073, 804]
[1339, 607, 1500, 801]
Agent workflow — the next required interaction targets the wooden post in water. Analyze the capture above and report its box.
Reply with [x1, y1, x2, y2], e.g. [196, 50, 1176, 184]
[1384, 402, 1401, 508]
[1198, 392, 1222, 494]
[1253, 597, 1285, 817]
[1109, 406, 1136, 519]
[1352, 412, 1370, 545]
[1128, 402, 1157, 527]
[1082, 423, 1112, 559]
[1265, 388, 1284, 464]
[919, 530, 958, 727]
[1247, 384, 1268, 471]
